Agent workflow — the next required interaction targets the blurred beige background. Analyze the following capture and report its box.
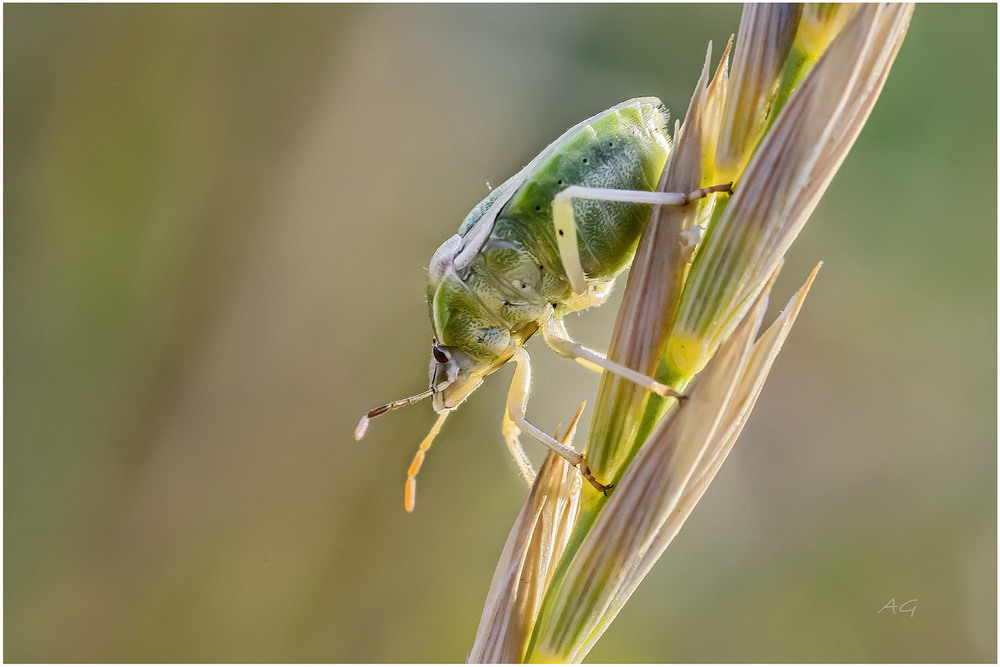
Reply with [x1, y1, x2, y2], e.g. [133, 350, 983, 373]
[5, 4, 995, 662]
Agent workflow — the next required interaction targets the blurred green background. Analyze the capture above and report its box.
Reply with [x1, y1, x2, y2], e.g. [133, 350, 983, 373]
[5, 4, 995, 662]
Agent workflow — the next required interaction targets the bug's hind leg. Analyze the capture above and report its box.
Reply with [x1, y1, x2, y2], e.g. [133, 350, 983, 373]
[551, 183, 733, 295]
[505, 346, 609, 493]
[542, 316, 685, 401]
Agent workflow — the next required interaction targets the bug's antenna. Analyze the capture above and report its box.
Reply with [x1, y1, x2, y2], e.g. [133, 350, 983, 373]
[404, 411, 450, 512]
[354, 389, 434, 440]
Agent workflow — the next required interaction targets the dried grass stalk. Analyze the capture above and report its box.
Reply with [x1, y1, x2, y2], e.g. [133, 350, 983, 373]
[470, 4, 913, 663]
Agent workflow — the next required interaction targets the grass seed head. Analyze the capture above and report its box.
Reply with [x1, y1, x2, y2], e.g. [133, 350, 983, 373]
[470, 4, 913, 662]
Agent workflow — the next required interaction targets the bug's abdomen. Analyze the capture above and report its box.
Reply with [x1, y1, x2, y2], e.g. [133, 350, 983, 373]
[502, 100, 670, 286]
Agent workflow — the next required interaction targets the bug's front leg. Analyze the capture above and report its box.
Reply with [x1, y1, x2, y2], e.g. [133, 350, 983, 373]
[551, 183, 733, 295]
[541, 315, 685, 401]
[505, 346, 609, 494]
[501, 407, 537, 489]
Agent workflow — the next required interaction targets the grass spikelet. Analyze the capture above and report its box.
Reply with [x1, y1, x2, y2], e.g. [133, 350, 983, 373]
[470, 4, 913, 662]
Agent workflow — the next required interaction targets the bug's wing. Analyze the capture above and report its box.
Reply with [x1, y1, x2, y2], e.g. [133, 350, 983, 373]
[453, 115, 570, 272]
[455, 98, 666, 272]
[453, 170, 526, 272]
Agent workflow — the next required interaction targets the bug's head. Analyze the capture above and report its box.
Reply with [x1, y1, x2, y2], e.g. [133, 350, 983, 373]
[353, 337, 494, 442]
[425, 256, 519, 412]
[428, 339, 485, 412]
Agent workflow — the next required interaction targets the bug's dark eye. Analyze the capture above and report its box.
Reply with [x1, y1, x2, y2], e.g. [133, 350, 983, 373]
[432, 345, 449, 364]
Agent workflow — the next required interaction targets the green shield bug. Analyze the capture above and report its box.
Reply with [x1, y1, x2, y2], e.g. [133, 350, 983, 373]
[355, 98, 731, 511]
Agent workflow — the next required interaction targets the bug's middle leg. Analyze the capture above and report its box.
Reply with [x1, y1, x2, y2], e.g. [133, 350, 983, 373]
[505, 346, 609, 493]
[541, 315, 685, 401]
[552, 183, 733, 295]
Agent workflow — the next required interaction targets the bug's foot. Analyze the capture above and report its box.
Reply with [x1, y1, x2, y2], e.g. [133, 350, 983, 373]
[578, 455, 611, 494]
[682, 181, 734, 204]
[651, 381, 689, 404]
